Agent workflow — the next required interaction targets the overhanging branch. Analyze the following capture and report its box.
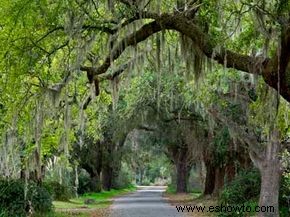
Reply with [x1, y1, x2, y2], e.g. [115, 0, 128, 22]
[89, 13, 267, 77]
[82, 10, 290, 102]
[93, 19, 163, 78]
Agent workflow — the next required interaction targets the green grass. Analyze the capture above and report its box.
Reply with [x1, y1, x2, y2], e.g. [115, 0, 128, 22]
[53, 185, 137, 211]
[165, 185, 176, 194]
[53, 214, 88, 217]
[81, 186, 136, 201]
[165, 185, 202, 198]
[50, 186, 137, 217]
[35, 212, 90, 217]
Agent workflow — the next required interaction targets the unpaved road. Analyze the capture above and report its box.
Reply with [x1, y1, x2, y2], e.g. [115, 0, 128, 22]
[109, 186, 185, 217]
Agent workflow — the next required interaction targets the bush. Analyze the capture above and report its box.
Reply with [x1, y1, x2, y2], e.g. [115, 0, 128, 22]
[218, 169, 290, 217]
[77, 170, 92, 195]
[280, 173, 290, 206]
[219, 169, 260, 205]
[27, 183, 53, 213]
[166, 184, 176, 194]
[0, 179, 52, 217]
[43, 181, 73, 201]
[216, 200, 258, 217]
[280, 173, 290, 217]
[0, 179, 25, 217]
[218, 169, 260, 217]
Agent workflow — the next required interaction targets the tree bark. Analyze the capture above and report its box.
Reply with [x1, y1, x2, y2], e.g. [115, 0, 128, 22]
[238, 146, 252, 169]
[225, 163, 235, 183]
[250, 131, 282, 217]
[225, 140, 236, 183]
[213, 166, 225, 196]
[112, 159, 122, 189]
[204, 162, 216, 195]
[170, 143, 193, 193]
[139, 168, 144, 185]
[176, 160, 190, 193]
[90, 172, 102, 192]
[102, 163, 113, 191]
[258, 165, 281, 217]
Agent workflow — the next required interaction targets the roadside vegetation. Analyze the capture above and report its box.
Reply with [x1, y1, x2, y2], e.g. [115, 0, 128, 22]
[53, 186, 136, 217]
[0, 1, 290, 217]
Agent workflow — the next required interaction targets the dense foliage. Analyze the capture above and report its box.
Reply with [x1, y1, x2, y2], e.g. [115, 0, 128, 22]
[0, 0, 289, 216]
[0, 179, 52, 216]
[43, 181, 74, 201]
[219, 169, 260, 206]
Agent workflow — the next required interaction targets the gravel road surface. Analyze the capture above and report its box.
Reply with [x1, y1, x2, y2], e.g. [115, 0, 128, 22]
[109, 186, 185, 217]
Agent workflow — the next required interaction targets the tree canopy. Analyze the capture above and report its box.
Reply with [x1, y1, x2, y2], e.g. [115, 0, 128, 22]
[0, 1, 290, 217]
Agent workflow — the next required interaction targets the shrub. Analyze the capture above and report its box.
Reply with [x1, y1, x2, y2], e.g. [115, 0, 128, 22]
[166, 184, 176, 194]
[28, 183, 53, 213]
[0, 209, 9, 217]
[219, 169, 260, 205]
[280, 173, 290, 207]
[219, 169, 290, 217]
[216, 200, 258, 217]
[280, 173, 290, 217]
[43, 181, 73, 201]
[0, 179, 26, 216]
[77, 170, 92, 195]
[218, 169, 260, 217]
[0, 179, 52, 217]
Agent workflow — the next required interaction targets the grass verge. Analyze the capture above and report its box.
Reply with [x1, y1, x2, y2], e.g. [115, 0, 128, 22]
[51, 185, 137, 217]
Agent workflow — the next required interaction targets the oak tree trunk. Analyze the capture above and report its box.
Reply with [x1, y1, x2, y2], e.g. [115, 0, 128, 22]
[90, 172, 102, 192]
[225, 163, 235, 183]
[251, 131, 282, 217]
[112, 153, 122, 189]
[102, 165, 113, 191]
[204, 162, 216, 195]
[176, 160, 190, 193]
[213, 166, 225, 196]
[258, 165, 281, 217]
[172, 144, 193, 194]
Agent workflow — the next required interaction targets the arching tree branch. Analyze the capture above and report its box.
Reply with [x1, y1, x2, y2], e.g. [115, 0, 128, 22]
[85, 12, 290, 102]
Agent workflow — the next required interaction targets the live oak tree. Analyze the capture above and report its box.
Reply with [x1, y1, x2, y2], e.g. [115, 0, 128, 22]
[0, 1, 290, 216]
[78, 0, 290, 205]
[202, 72, 290, 217]
[120, 63, 209, 193]
[79, 0, 290, 103]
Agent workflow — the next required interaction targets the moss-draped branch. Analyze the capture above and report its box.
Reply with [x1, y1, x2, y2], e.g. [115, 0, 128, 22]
[80, 11, 290, 102]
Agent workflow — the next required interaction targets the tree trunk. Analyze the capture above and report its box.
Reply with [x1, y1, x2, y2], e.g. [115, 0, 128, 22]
[225, 163, 235, 183]
[90, 173, 101, 192]
[176, 161, 190, 193]
[250, 131, 282, 217]
[238, 145, 252, 169]
[172, 144, 193, 194]
[102, 139, 114, 191]
[102, 166, 113, 191]
[139, 168, 144, 185]
[112, 153, 122, 189]
[213, 166, 225, 196]
[204, 162, 216, 195]
[225, 140, 236, 183]
[258, 165, 281, 217]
